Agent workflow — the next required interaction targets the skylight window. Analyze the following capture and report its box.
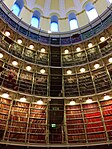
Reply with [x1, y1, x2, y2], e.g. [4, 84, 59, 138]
[70, 19, 78, 30]
[31, 10, 40, 28]
[68, 13, 78, 30]
[86, 8, 98, 21]
[51, 15, 59, 32]
[85, 2, 98, 21]
[31, 17, 39, 28]
[11, 0, 24, 16]
[51, 22, 58, 32]
[11, 3, 20, 16]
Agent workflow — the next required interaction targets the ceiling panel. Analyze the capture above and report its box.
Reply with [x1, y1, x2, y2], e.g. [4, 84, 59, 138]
[50, 0, 59, 10]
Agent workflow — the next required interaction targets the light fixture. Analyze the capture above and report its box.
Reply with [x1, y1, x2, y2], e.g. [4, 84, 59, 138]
[0, 53, 3, 58]
[29, 45, 34, 49]
[5, 31, 10, 37]
[104, 95, 110, 100]
[26, 66, 31, 71]
[108, 58, 112, 63]
[37, 99, 43, 105]
[64, 49, 69, 54]
[67, 70, 72, 75]
[80, 68, 85, 73]
[51, 124, 57, 128]
[69, 101, 76, 105]
[100, 37, 105, 42]
[86, 99, 93, 103]
[88, 43, 93, 48]
[41, 48, 45, 53]
[76, 47, 81, 52]
[94, 64, 100, 69]
[12, 61, 18, 66]
[40, 69, 45, 74]
[20, 97, 26, 102]
[48, 30, 52, 33]
[17, 39, 22, 44]
[2, 93, 9, 98]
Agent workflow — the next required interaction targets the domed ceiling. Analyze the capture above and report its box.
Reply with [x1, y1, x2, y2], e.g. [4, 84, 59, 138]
[25, 0, 88, 18]
[3, 0, 110, 32]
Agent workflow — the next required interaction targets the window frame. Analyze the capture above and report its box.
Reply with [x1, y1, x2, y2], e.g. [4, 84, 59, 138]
[50, 15, 59, 32]
[31, 10, 41, 28]
[85, 2, 98, 22]
[11, 0, 24, 16]
[68, 13, 78, 30]
[11, 3, 21, 16]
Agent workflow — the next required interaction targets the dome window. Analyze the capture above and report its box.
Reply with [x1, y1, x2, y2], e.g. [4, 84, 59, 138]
[11, 0, 24, 16]
[85, 2, 98, 21]
[68, 13, 78, 30]
[51, 15, 59, 32]
[31, 10, 40, 28]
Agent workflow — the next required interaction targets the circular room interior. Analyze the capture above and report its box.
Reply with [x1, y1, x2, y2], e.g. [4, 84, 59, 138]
[0, 0, 112, 149]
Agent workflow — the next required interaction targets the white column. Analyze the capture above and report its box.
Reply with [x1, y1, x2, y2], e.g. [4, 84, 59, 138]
[43, 0, 51, 16]
[73, 0, 82, 12]
[59, 0, 66, 18]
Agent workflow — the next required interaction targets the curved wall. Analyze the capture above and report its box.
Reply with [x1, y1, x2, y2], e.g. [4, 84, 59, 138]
[0, 1, 112, 46]
[3, 0, 111, 32]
